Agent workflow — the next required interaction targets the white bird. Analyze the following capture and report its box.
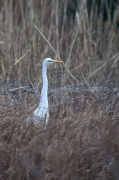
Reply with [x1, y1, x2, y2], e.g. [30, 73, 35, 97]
[33, 58, 63, 127]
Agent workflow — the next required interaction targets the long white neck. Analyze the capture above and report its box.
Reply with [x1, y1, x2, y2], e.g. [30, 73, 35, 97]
[40, 64, 48, 108]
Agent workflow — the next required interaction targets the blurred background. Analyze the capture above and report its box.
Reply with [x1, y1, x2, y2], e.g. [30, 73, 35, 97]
[0, 0, 119, 94]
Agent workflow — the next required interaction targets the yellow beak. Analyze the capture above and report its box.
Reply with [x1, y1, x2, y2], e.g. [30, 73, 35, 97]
[50, 59, 63, 63]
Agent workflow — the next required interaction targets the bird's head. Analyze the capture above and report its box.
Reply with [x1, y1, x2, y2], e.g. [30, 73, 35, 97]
[43, 58, 63, 67]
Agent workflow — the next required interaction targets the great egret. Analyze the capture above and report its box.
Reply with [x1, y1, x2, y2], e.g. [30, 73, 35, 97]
[33, 58, 63, 127]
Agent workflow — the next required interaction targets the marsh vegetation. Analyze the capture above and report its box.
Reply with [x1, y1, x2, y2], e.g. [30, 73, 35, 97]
[0, 0, 119, 179]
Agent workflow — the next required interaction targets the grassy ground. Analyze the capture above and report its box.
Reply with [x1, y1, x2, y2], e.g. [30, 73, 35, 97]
[0, 90, 119, 180]
[0, 0, 119, 179]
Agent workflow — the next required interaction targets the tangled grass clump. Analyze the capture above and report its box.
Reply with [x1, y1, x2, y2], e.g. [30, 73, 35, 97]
[0, 91, 119, 180]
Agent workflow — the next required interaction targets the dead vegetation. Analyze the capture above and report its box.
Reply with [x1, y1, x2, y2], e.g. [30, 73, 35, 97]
[0, 0, 119, 179]
[0, 90, 119, 180]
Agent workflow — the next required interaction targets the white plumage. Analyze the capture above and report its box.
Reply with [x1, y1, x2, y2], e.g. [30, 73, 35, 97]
[33, 58, 63, 127]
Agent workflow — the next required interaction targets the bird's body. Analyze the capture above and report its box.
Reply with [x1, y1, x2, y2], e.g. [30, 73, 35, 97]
[33, 58, 63, 127]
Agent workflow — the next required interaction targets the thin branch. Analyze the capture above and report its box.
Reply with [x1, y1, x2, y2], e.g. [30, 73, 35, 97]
[34, 24, 58, 57]
[8, 86, 29, 92]
[87, 52, 119, 80]
[34, 24, 80, 84]
[0, 50, 30, 79]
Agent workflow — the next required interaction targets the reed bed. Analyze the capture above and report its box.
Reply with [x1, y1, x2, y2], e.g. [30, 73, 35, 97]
[0, 0, 119, 179]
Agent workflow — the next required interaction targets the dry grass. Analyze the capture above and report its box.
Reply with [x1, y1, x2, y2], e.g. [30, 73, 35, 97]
[0, 0, 119, 179]
[0, 90, 119, 180]
[0, 0, 119, 89]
